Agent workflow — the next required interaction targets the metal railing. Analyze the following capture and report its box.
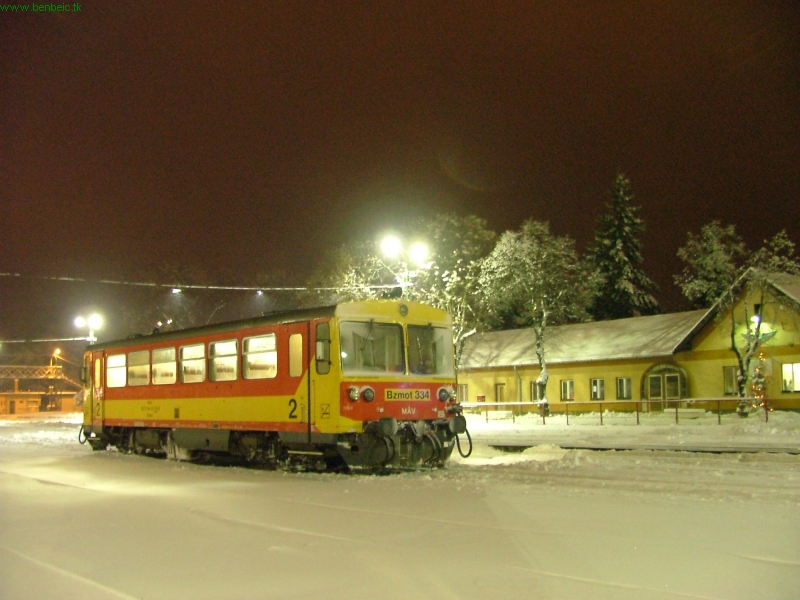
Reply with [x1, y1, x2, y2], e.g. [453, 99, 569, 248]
[460, 397, 780, 425]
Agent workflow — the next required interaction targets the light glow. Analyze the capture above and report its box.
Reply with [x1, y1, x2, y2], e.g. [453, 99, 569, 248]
[380, 235, 402, 259]
[409, 242, 430, 267]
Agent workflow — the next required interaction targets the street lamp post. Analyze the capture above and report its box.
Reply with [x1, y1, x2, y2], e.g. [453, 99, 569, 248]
[74, 314, 103, 344]
[53, 348, 80, 368]
[379, 235, 431, 298]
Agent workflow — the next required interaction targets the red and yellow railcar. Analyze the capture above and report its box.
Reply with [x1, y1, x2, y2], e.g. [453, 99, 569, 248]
[80, 300, 465, 470]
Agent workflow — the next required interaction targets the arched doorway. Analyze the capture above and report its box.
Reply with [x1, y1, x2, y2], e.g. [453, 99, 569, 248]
[641, 363, 689, 410]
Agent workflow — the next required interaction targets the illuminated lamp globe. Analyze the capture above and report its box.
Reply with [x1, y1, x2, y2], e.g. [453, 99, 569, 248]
[380, 235, 402, 259]
[408, 242, 430, 267]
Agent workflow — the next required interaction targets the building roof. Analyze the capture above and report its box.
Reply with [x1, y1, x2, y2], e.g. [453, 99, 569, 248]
[460, 271, 800, 372]
[676, 270, 800, 345]
[459, 310, 708, 371]
[771, 272, 800, 307]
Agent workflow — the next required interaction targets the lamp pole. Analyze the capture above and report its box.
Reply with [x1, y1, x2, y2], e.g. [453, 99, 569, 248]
[74, 314, 103, 344]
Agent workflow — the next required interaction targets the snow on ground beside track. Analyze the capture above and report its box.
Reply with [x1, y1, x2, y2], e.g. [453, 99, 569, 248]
[1, 413, 799, 599]
[462, 408, 800, 451]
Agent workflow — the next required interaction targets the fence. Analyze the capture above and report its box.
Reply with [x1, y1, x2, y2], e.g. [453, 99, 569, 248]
[460, 397, 786, 425]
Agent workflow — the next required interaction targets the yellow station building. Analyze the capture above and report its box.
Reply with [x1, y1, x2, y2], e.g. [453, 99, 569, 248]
[458, 272, 800, 414]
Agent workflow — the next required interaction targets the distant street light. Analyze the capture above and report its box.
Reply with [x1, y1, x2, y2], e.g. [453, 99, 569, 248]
[75, 314, 103, 344]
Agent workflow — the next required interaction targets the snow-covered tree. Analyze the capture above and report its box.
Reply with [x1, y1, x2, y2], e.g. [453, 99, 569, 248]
[303, 240, 398, 306]
[405, 214, 495, 355]
[588, 174, 660, 320]
[304, 213, 496, 360]
[478, 220, 601, 399]
[674, 221, 747, 309]
[675, 224, 800, 413]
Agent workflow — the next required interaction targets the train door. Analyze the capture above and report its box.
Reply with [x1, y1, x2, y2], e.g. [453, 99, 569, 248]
[310, 319, 335, 436]
[284, 322, 310, 441]
[91, 350, 104, 430]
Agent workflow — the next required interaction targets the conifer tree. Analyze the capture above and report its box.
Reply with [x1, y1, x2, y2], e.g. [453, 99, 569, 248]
[588, 174, 660, 320]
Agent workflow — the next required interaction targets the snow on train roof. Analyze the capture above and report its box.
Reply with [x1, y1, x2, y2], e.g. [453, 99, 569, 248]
[459, 310, 708, 370]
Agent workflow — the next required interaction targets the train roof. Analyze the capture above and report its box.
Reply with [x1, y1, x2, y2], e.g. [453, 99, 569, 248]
[89, 304, 338, 352]
[86, 299, 450, 352]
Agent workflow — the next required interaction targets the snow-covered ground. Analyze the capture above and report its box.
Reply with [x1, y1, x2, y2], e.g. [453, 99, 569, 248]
[1, 413, 798, 599]
[462, 408, 800, 453]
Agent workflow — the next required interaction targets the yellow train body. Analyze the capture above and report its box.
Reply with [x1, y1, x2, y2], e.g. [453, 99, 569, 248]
[80, 300, 465, 470]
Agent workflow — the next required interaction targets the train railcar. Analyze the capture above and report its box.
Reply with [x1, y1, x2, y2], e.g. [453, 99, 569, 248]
[79, 300, 466, 470]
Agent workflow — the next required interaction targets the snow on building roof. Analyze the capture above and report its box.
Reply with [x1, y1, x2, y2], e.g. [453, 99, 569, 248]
[677, 270, 800, 344]
[771, 272, 800, 307]
[459, 310, 708, 370]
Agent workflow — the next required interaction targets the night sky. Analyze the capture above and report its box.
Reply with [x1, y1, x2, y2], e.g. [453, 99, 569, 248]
[1, 1, 799, 347]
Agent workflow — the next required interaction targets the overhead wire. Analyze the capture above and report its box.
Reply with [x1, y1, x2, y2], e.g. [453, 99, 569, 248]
[0, 271, 409, 292]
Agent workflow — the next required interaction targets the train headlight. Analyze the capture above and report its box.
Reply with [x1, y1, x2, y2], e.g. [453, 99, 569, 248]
[361, 386, 375, 402]
[348, 386, 360, 402]
[437, 386, 456, 402]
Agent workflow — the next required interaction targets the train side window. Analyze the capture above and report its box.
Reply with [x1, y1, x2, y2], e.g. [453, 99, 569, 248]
[210, 340, 238, 382]
[243, 334, 277, 379]
[180, 343, 206, 383]
[289, 333, 303, 377]
[107, 354, 127, 388]
[128, 350, 150, 386]
[315, 322, 330, 375]
[152, 347, 177, 385]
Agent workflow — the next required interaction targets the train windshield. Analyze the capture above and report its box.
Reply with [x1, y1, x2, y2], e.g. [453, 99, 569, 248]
[407, 325, 455, 377]
[340, 321, 405, 376]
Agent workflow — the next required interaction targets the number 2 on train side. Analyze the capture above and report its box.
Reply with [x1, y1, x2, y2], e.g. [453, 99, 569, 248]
[288, 399, 298, 419]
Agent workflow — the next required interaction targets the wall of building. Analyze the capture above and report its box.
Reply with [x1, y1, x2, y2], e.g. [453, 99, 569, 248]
[459, 356, 667, 407]
[688, 288, 800, 401]
[0, 392, 80, 415]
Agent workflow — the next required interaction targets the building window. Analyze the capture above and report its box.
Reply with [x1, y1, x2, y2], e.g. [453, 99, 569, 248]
[648, 374, 662, 399]
[723, 366, 737, 395]
[616, 377, 632, 399]
[210, 340, 238, 382]
[782, 363, 800, 392]
[180, 344, 206, 383]
[243, 334, 277, 379]
[665, 373, 680, 399]
[152, 347, 176, 385]
[457, 384, 468, 403]
[531, 381, 545, 401]
[590, 378, 605, 400]
[560, 379, 574, 401]
[127, 350, 150, 386]
[106, 354, 126, 388]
